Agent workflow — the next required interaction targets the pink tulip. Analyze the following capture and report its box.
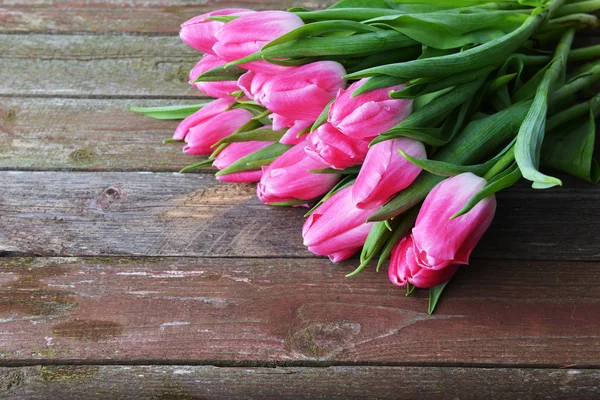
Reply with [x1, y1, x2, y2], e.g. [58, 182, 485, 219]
[305, 123, 370, 170]
[237, 71, 272, 101]
[271, 115, 311, 146]
[257, 140, 341, 206]
[257, 61, 346, 121]
[329, 78, 412, 139]
[412, 173, 497, 270]
[174, 97, 235, 140]
[189, 54, 240, 99]
[214, 140, 274, 183]
[174, 98, 254, 155]
[213, 11, 305, 74]
[388, 235, 460, 289]
[352, 138, 427, 209]
[303, 186, 377, 263]
[180, 9, 253, 54]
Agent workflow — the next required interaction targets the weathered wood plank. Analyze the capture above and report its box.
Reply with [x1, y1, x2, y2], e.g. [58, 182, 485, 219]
[0, 365, 598, 399]
[0, 257, 598, 365]
[1, 1, 333, 34]
[0, 98, 202, 171]
[0, 171, 599, 260]
[0, 35, 202, 97]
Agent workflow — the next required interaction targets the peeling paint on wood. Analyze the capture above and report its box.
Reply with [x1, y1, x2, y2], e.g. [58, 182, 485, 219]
[0, 98, 204, 171]
[0, 366, 599, 399]
[0, 257, 597, 365]
[0, 171, 598, 260]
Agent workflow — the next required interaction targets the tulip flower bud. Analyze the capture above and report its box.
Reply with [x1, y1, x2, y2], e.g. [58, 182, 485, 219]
[412, 173, 497, 270]
[302, 186, 377, 263]
[329, 78, 412, 139]
[174, 98, 254, 155]
[189, 54, 240, 99]
[305, 123, 370, 170]
[180, 9, 253, 54]
[213, 11, 305, 74]
[214, 140, 274, 183]
[258, 61, 347, 122]
[257, 140, 341, 206]
[388, 235, 460, 289]
[353, 138, 427, 209]
[237, 71, 272, 101]
[271, 115, 312, 146]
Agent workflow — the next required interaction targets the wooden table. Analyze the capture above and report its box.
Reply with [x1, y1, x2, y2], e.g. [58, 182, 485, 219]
[1, 1, 599, 398]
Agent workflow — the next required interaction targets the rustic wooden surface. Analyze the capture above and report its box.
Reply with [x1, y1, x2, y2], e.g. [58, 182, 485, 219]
[1, 1, 599, 399]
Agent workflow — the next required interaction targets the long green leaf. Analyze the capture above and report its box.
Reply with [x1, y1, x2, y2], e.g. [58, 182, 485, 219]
[366, 9, 528, 49]
[384, 77, 486, 132]
[127, 104, 206, 120]
[214, 128, 285, 146]
[263, 20, 380, 50]
[376, 208, 419, 272]
[515, 29, 574, 189]
[346, 4, 559, 79]
[215, 143, 292, 177]
[389, 66, 495, 99]
[260, 31, 418, 60]
[542, 108, 600, 184]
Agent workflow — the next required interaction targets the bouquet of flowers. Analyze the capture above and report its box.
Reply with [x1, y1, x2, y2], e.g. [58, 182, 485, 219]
[130, 0, 600, 313]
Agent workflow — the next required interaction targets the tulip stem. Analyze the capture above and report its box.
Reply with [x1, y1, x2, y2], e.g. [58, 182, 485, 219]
[483, 146, 515, 181]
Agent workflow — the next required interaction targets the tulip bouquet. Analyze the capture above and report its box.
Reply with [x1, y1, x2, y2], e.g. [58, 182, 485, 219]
[130, 0, 600, 313]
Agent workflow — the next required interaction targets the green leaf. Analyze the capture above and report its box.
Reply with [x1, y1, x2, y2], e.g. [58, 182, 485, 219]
[230, 102, 268, 116]
[406, 283, 416, 296]
[309, 166, 362, 175]
[346, 10, 553, 80]
[347, 221, 396, 278]
[329, 0, 396, 10]
[429, 281, 451, 315]
[399, 149, 498, 177]
[193, 64, 246, 83]
[304, 176, 354, 218]
[346, 46, 422, 74]
[329, 0, 458, 12]
[260, 31, 418, 60]
[214, 128, 285, 146]
[389, 66, 495, 99]
[384, 76, 486, 132]
[311, 101, 334, 133]
[542, 109, 600, 184]
[127, 104, 206, 120]
[266, 199, 311, 207]
[263, 20, 380, 50]
[376, 208, 419, 272]
[515, 29, 574, 190]
[351, 76, 408, 98]
[215, 143, 292, 177]
[163, 139, 184, 144]
[179, 159, 215, 174]
[366, 10, 528, 49]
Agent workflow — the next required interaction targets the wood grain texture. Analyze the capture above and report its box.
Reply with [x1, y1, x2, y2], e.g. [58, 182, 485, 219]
[0, 365, 598, 399]
[0, 35, 201, 97]
[1, 1, 333, 34]
[0, 257, 598, 365]
[0, 98, 203, 171]
[0, 171, 598, 260]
